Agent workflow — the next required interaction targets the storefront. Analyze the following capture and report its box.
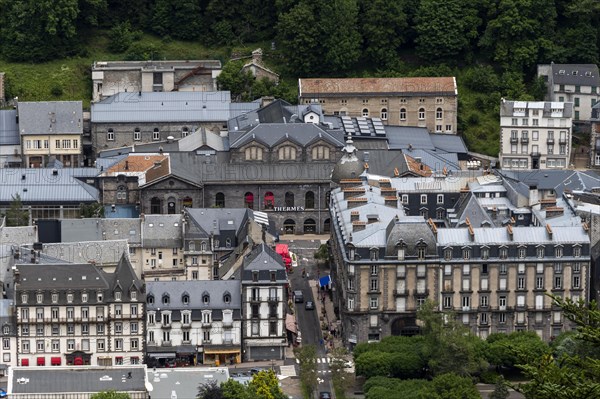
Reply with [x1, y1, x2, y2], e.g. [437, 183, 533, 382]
[202, 346, 241, 366]
[66, 351, 91, 366]
[146, 345, 197, 368]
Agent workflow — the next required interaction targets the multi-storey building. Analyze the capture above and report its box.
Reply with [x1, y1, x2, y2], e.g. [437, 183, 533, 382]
[499, 99, 573, 170]
[298, 77, 458, 133]
[18, 101, 83, 168]
[0, 299, 17, 374]
[538, 63, 600, 122]
[14, 256, 145, 367]
[91, 60, 223, 103]
[141, 214, 185, 281]
[145, 280, 242, 366]
[240, 244, 288, 361]
[0, 110, 21, 168]
[329, 170, 591, 346]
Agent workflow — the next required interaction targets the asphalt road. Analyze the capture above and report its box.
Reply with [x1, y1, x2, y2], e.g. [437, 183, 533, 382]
[284, 238, 334, 398]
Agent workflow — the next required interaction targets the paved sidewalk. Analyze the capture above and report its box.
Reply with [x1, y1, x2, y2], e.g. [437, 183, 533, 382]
[309, 274, 343, 353]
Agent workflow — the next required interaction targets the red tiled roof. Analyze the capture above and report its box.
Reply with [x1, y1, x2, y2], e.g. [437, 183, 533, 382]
[299, 77, 456, 96]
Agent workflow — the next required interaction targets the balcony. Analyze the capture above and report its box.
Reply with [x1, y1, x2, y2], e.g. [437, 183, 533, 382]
[161, 341, 172, 347]
[223, 339, 234, 346]
[222, 320, 233, 328]
[510, 137, 518, 144]
[201, 321, 212, 328]
[147, 341, 157, 346]
[249, 297, 262, 303]
[393, 289, 408, 297]
[547, 138, 555, 144]
[521, 137, 529, 143]
[530, 151, 541, 157]
[413, 289, 429, 297]
[251, 313, 260, 319]
[161, 323, 171, 329]
[267, 296, 279, 303]
[559, 138, 567, 144]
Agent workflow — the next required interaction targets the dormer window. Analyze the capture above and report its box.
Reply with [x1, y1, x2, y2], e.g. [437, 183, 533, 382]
[202, 294, 210, 305]
[162, 294, 170, 305]
[82, 293, 88, 303]
[444, 248, 452, 261]
[2, 326, 9, 335]
[270, 271, 276, 282]
[278, 145, 297, 161]
[462, 248, 471, 260]
[573, 245, 581, 258]
[189, 241, 195, 251]
[130, 291, 137, 301]
[182, 294, 190, 305]
[97, 292, 103, 303]
[397, 244, 406, 261]
[245, 146, 263, 161]
[555, 246, 563, 258]
[252, 271, 259, 283]
[114, 291, 122, 302]
[67, 293, 74, 303]
[224, 293, 231, 304]
[147, 295, 154, 305]
[417, 245, 426, 260]
[36, 293, 43, 304]
[21, 294, 28, 304]
[370, 248, 379, 261]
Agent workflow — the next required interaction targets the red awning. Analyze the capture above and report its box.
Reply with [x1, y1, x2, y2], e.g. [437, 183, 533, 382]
[74, 357, 83, 366]
[51, 357, 61, 366]
[265, 193, 274, 200]
[37, 357, 45, 366]
[21, 359, 29, 366]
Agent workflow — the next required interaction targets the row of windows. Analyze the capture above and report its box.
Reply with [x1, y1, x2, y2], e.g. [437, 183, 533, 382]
[21, 290, 136, 304]
[147, 292, 231, 306]
[19, 320, 138, 336]
[19, 304, 138, 321]
[442, 262, 581, 275]
[148, 329, 217, 343]
[304, 98, 446, 105]
[106, 127, 191, 141]
[401, 193, 445, 205]
[443, 274, 581, 292]
[509, 130, 568, 140]
[509, 118, 568, 127]
[25, 139, 79, 150]
[444, 246, 581, 260]
[509, 144, 567, 155]
[244, 145, 331, 161]
[20, 338, 138, 353]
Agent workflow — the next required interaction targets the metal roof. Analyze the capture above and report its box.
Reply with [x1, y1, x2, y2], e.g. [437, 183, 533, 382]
[429, 133, 468, 154]
[91, 91, 259, 123]
[229, 122, 345, 148]
[386, 126, 435, 150]
[17, 101, 83, 135]
[0, 110, 18, 145]
[437, 225, 589, 246]
[550, 64, 600, 86]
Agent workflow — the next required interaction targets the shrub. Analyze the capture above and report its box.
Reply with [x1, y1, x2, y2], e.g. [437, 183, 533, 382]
[50, 85, 63, 97]
[108, 21, 134, 53]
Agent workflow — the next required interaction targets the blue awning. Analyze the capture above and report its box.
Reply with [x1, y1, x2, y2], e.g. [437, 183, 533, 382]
[319, 275, 332, 287]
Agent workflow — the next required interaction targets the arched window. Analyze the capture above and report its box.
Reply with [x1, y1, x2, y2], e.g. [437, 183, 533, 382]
[284, 219, 296, 234]
[201, 241, 207, 252]
[150, 197, 162, 214]
[215, 192, 225, 208]
[362, 108, 369, 117]
[312, 145, 330, 160]
[167, 196, 176, 214]
[153, 128, 160, 141]
[147, 295, 154, 305]
[436, 108, 443, 120]
[133, 128, 141, 141]
[381, 108, 388, 120]
[225, 238, 232, 248]
[305, 191, 315, 209]
[264, 191, 275, 209]
[182, 294, 190, 305]
[189, 241, 195, 251]
[278, 146, 297, 160]
[323, 218, 331, 233]
[116, 185, 127, 203]
[400, 108, 407, 121]
[182, 127, 189, 138]
[162, 294, 170, 305]
[304, 218, 316, 233]
[223, 292, 231, 304]
[245, 146, 263, 161]
[244, 192, 254, 209]
[182, 197, 193, 208]
[418, 108, 425, 120]
[285, 192, 295, 207]
[107, 128, 115, 141]
[202, 293, 210, 305]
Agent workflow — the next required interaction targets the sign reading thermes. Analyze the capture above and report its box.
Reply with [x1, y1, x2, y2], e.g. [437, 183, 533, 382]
[273, 206, 305, 212]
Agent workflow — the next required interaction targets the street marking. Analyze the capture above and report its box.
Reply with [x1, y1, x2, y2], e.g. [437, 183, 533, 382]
[280, 365, 297, 377]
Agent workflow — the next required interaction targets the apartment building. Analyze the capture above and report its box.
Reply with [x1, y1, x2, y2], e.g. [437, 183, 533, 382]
[14, 256, 145, 367]
[499, 100, 573, 170]
[145, 280, 242, 366]
[18, 101, 83, 168]
[538, 63, 600, 122]
[298, 77, 458, 133]
[241, 244, 288, 361]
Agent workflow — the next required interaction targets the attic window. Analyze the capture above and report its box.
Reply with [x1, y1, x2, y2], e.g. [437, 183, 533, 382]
[573, 71, 579, 76]
[223, 293, 231, 304]
[147, 295, 154, 305]
[130, 291, 137, 301]
[162, 294, 170, 305]
[586, 71, 592, 77]
[115, 291, 122, 301]
[202, 294, 210, 305]
[270, 271, 276, 282]
[559, 70, 565, 75]
[252, 271, 259, 282]
[182, 294, 189, 305]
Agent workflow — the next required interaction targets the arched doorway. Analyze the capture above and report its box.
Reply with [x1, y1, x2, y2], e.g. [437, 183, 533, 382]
[283, 219, 296, 234]
[244, 192, 254, 209]
[167, 197, 177, 214]
[304, 218, 316, 234]
[150, 197, 162, 214]
[264, 192, 275, 209]
[391, 316, 420, 336]
[323, 218, 331, 233]
[215, 192, 225, 208]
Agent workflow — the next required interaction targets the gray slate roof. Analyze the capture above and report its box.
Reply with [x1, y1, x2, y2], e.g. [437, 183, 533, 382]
[91, 91, 259, 123]
[498, 169, 600, 197]
[551, 64, 600, 86]
[386, 216, 437, 256]
[146, 280, 241, 310]
[17, 263, 112, 290]
[500, 100, 574, 118]
[437, 225, 589, 246]
[429, 133, 468, 154]
[227, 99, 323, 131]
[9, 366, 147, 394]
[60, 218, 142, 245]
[186, 208, 250, 236]
[0, 110, 18, 145]
[0, 168, 100, 204]
[386, 126, 435, 150]
[229, 122, 345, 149]
[17, 101, 83, 135]
[142, 214, 183, 248]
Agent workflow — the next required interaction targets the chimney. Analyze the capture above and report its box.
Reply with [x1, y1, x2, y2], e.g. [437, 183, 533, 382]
[379, 179, 391, 188]
[352, 221, 366, 232]
[545, 206, 564, 218]
[394, 167, 399, 177]
[546, 224, 553, 239]
[384, 196, 397, 207]
[540, 198, 557, 209]
[347, 197, 367, 209]
[343, 187, 365, 200]
[252, 48, 263, 64]
[507, 224, 513, 240]
[125, 161, 129, 170]
[427, 218, 438, 237]
[350, 211, 359, 222]
[468, 225, 475, 241]
[367, 214, 378, 224]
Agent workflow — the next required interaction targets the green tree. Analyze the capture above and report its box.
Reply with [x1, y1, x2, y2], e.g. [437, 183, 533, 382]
[486, 331, 550, 370]
[221, 379, 252, 399]
[277, 1, 321, 76]
[414, 0, 480, 62]
[294, 344, 318, 398]
[108, 21, 134, 53]
[314, 243, 329, 266]
[418, 373, 480, 399]
[90, 391, 130, 399]
[247, 370, 287, 399]
[318, 0, 361, 73]
[490, 375, 510, 399]
[365, 378, 427, 399]
[329, 347, 350, 399]
[6, 194, 29, 227]
[197, 380, 223, 399]
[358, 0, 408, 67]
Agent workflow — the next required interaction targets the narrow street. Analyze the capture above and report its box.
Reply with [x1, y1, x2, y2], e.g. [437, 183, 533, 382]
[284, 237, 335, 397]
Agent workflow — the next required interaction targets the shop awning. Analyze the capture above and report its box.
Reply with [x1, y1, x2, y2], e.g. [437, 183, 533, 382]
[74, 357, 83, 366]
[319, 275, 332, 287]
[51, 357, 61, 366]
[147, 352, 176, 358]
[203, 346, 241, 355]
[21, 359, 29, 366]
[37, 357, 45, 366]
[285, 314, 297, 334]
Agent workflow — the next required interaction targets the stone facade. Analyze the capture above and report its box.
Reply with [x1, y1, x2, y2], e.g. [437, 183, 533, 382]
[298, 77, 458, 133]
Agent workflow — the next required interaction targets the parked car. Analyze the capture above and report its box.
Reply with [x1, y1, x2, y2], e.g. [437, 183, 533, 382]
[250, 368, 265, 375]
[319, 392, 332, 399]
[305, 300, 315, 310]
[294, 290, 304, 303]
[0, 388, 7, 398]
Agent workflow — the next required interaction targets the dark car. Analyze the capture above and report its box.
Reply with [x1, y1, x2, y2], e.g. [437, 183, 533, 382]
[250, 368, 265, 375]
[319, 392, 332, 399]
[305, 300, 315, 310]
